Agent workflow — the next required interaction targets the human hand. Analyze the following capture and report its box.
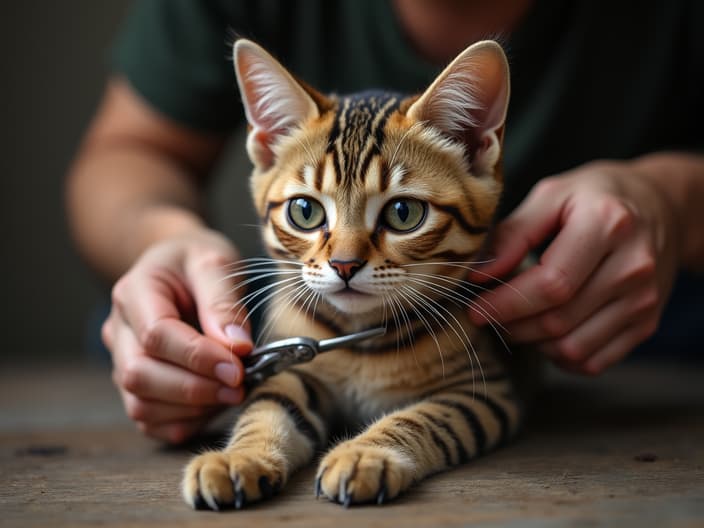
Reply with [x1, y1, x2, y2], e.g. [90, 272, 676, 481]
[469, 160, 680, 374]
[102, 229, 252, 443]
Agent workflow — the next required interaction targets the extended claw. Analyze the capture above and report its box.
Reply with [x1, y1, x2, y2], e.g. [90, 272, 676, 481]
[234, 488, 246, 510]
[338, 474, 353, 506]
[314, 468, 326, 499]
[376, 484, 387, 505]
[377, 466, 388, 505]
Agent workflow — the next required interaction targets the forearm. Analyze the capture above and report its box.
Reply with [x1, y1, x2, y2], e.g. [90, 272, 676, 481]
[66, 78, 229, 281]
[67, 144, 207, 280]
[633, 151, 704, 272]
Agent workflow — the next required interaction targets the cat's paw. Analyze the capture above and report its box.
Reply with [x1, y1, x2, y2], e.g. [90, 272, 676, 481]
[315, 442, 415, 506]
[182, 450, 285, 511]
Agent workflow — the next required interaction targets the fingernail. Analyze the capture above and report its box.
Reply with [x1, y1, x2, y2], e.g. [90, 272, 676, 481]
[215, 362, 241, 387]
[217, 386, 244, 405]
[225, 324, 251, 344]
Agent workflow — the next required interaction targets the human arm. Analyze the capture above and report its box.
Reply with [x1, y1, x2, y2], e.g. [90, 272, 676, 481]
[469, 152, 704, 374]
[66, 77, 252, 443]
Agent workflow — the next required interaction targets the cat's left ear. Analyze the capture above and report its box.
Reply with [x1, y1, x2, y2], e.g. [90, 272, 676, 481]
[407, 41, 510, 176]
[234, 39, 322, 170]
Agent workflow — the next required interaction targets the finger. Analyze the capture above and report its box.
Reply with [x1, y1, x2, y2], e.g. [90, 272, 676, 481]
[539, 287, 658, 366]
[469, 178, 567, 282]
[505, 241, 657, 343]
[137, 417, 212, 445]
[470, 198, 629, 326]
[112, 323, 245, 405]
[581, 314, 659, 375]
[101, 309, 117, 350]
[113, 265, 248, 387]
[112, 269, 191, 351]
[120, 354, 245, 406]
[122, 390, 221, 425]
[141, 317, 244, 387]
[184, 253, 253, 356]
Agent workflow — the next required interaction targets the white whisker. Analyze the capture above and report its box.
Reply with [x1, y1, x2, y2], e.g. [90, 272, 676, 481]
[389, 121, 424, 168]
[255, 282, 309, 345]
[403, 273, 511, 355]
[293, 135, 320, 165]
[220, 257, 304, 271]
[386, 290, 417, 360]
[402, 285, 485, 395]
[402, 261, 530, 306]
[382, 292, 403, 355]
[400, 287, 454, 378]
[231, 276, 303, 328]
[401, 259, 496, 267]
[398, 286, 446, 376]
[222, 270, 301, 297]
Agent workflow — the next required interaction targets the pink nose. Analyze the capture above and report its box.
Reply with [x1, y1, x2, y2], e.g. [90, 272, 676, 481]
[328, 259, 366, 282]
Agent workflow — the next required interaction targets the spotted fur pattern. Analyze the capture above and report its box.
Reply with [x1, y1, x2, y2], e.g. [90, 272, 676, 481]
[183, 39, 519, 510]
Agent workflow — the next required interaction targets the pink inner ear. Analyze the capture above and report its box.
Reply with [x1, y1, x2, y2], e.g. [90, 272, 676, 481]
[234, 40, 321, 169]
[443, 65, 507, 162]
[237, 51, 275, 130]
[407, 42, 509, 168]
[253, 130, 275, 168]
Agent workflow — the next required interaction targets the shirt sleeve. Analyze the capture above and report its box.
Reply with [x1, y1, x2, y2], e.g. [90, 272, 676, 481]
[111, 0, 242, 132]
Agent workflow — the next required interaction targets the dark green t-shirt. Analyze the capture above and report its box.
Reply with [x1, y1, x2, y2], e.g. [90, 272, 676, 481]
[113, 0, 704, 215]
[112, 0, 704, 354]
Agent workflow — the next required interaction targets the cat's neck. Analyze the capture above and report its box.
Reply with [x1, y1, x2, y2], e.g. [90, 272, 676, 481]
[289, 295, 388, 335]
[269, 287, 474, 347]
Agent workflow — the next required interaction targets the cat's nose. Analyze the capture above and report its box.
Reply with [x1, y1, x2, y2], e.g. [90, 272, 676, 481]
[328, 259, 366, 283]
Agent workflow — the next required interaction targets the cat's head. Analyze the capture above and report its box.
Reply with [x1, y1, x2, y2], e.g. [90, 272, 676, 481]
[233, 39, 509, 317]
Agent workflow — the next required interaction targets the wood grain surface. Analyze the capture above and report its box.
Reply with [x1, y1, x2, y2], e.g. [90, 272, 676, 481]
[1, 362, 702, 527]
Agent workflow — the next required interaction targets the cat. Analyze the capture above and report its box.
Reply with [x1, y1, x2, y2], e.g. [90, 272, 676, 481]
[182, 38, 520, 510]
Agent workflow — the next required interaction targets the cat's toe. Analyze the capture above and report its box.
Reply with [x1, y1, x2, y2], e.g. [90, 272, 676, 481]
[315, 443, 415, 506]
[182, 452, 235, 510]
[182, 451, 285, 511]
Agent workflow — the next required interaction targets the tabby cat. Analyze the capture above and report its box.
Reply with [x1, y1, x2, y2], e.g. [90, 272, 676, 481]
[182, 38, 520, 510]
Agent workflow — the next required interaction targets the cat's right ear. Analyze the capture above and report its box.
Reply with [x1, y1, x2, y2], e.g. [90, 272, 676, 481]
[406, 41, 510, 178]
[233, 39, 319, 170]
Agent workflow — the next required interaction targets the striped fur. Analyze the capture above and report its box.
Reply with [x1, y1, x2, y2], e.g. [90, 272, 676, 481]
[183, 39, 519, 510]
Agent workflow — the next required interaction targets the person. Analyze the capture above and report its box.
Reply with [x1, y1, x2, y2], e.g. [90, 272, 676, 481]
[66, 0, 704, 444]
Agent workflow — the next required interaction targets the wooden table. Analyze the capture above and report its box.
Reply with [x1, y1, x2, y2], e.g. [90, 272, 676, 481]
[1, 361, 702, 527]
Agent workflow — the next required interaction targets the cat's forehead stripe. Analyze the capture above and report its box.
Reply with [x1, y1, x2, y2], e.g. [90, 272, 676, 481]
[327, 92, 402, 187]
[356, 96, 400, 183]
[314, 162, 325, 191]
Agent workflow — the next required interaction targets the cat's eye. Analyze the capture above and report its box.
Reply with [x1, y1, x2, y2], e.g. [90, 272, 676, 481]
[287, 197, 326, 230]
[382, 199, 427, 232]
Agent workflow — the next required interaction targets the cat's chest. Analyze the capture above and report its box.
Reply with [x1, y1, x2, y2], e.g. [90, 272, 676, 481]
[299, 349, 463, 420]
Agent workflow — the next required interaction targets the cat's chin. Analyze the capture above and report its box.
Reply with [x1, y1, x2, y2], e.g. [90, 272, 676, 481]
[324, 290, 383, 315]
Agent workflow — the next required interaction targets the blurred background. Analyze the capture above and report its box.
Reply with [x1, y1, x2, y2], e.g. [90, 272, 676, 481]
[1, 1, 257, 365]
[2, 2, 699, 368]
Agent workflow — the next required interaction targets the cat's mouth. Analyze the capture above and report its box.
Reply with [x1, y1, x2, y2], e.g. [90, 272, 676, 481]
[331, 287, 371, 298]
[325, 287, 380, 314]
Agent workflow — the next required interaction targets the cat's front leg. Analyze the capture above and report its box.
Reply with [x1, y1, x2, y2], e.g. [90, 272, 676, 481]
[316, 379, 522, 506]
[182, 369, 331, 510]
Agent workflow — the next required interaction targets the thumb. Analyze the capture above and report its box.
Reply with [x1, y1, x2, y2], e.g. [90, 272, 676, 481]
[470, 179, 567, 282]
[185, 252, 253, 357]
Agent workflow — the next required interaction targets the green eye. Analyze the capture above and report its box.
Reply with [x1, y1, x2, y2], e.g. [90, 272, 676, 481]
[382, 199, 427, 232]
[287, 197, 326, 230]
